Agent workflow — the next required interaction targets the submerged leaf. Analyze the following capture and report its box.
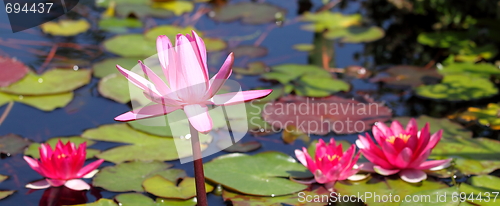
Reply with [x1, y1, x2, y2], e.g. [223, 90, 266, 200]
[371, 65, 442, 89]
[438, 62, 500, 78]
[0, 134, 32, 155]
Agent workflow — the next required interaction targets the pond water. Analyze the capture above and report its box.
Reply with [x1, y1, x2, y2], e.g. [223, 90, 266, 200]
[1, 0, 500, 205]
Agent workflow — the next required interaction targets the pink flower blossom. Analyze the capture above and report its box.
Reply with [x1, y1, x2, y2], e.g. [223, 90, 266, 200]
[356, 119, 452, 183]
[114, 31, 272, 133]
[295, 138, 363, 188]
[24, 141, 104, 191]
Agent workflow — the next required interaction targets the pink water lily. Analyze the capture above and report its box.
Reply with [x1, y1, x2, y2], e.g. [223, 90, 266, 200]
[24, 140, 104, 191]
[114, 30, 272, 133]
[295, 138, 364, 189]
[356, 119, 452, 183]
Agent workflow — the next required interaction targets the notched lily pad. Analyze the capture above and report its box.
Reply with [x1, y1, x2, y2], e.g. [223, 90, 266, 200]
[24, 137, 99, 159]
[92, 57, 139, 78]
[0, 57, 29, 87]
[415, 75, 498, 101]
[115, 193, 196, 206]
[0, 174, 14, 200]
[40, 19, 90, 36]
[0, 134, 32, 155]
[98, 73, 131, 104]
[0, 91, 73, 112]
[452, 103, 500, 130]
[98, 17, 143, 33]
[103, 34, 157, 57]
[437, 62, 500, 78]
[210, 2, 286, 24]
[143, 176, 213, 200]
[223, 187, 330, 206]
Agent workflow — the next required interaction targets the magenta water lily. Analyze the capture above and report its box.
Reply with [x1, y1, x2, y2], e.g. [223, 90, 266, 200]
[23, 140, 104, 191]
[356, 119, 452, 183]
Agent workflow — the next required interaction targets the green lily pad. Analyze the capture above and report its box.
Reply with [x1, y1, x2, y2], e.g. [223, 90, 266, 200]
[210, 2, 286, 24]
[24, 137, 99, 159]
[93, 161, 186, 192]
[98, 17, 143, 33]
[0, 174, 14, 200]
[418, 31, 470, 48]
[103, 34, 157, 57]
[115, 193, 196, 206]
[301, 11, 362, 32]
[0, 56, 29, 87]
[143, 176, 213, 199]
[262, 64, 349, 97]
[233, 62, 268, 75]
[325, 26, 385, 42]
[0, 92, 73, 111]
[92, 57, 139, 78]
[245, 102, 274, 135]
[391, 115, 473, 139]
[222, 187, 330, 206]
[0, 69, 91, 95]
[415, 75, 498, 101]
[335, 176, 449, 206]
[459, 175, 500, 206]
[98, 74, 131, 104]
[145, 25, 198, 41]
[454, 44, 498, 62]
[71, 199, 118, 206]
[96, 0, 149, 7]
[453, 103, 500, 130]
[152, 1, 194, 16]
[218, 140, 262, 153]
[40, 19, 90, 36]
[204, 151, 312, 196]
[204, 38, 228, 52]
[438, 62, 500, 78]
[0, 134, 32, 155]
[115, 4, 174, 19]
[82, 124, 212, 163]
[400, 187, 461, 206]
[293, 44, 315, 52]
[232, 45, 268, 58]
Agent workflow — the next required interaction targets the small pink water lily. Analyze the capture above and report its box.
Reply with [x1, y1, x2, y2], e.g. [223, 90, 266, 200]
[295, 138, 365, 189]
[23, 141, 104, 191]
[356, 119, 452, 183]
[114, 30, 272, 133]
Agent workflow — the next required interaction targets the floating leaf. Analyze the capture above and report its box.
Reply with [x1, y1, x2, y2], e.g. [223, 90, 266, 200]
[0, 91, 74, 111]
[98, 17, 143, 33]
[455, 44, 498, 62]
[262, 95, 392, 135]
[93, 57, 139, 78]
[98, 74, 131, 104]
[262, 64, 349, 97]
[115, 4, 174, 19]
[459, 175, 500, 206]
[0, 57, 29, 87]
[204, 151, 311, 196]
[222, 187, 330, 206]
[24, 137, 99, 159]
[143, 176, 213, 199]
[71, 199, 118, 206]
[371, 65, 442, 89]
[210, 2, 286, 24]
[40, 19, 90, 36]
[218, 140, 262, 153]
[282, 125, 310, 144]
[204, 38, 228, 52]
[93, 161, 186, 192]
[418, 31, 470, 48]
[233, 62, 268, 75]
[392, 115, 472, 139]
[326, 26, 385, 42]
[438, 62, 500, 78]
[116, 193, 196, 206]
[0, 134, 32, 155]
[416, 75, 498, 101]
[232, 45, 268, 58]
[453, 103, 500, 130]
[293, 44, 315, 52]
[400, 187, 460, 206]
[82, 124, 212, 163]
[246, 102, 274, 135]
[1, 69, 91, 95]
[152, 1, 194, 16]
[96, 0, 149, 7]
[0, 174, 14, 200]
[103, 34, 157, 57]
[335, 176, 448, 206]
[145, 25, 198, 41]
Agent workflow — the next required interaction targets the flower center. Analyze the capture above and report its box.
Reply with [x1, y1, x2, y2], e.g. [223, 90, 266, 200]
[327, 154, 339, 161]
[57, 154, 68, 159]
[386, 133, 411, 144]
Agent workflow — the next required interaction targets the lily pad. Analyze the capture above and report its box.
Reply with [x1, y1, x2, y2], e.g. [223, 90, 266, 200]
[222, 187, 330, 206]
[459, 175, 500, 206]
[417, 31, 470, 48]
[262, 95, 392, 135]
[115, 4, 174, 19]
[218, 140, 262, 153]
[0, 134, 32, 155]
[455, 44, 498, 62]
[0, 174, 14, 200]
[400, 187, 460, 206]
[210, 2, 286, 24]
[0, 69, 91, 95]
[103, 34, 157, 57]
[82, 124, 212, 163]
[371, 65, 443, 89]
[93, 161, 186, 192]
[92, 57, 139, 78]
[204, 38, 228, 52]
[0, 57, 29, 87]
[0, 92, 73, 111]
[262, 64, 349, 97]
[437, 62, 500, 78]
[40, 19, 90, 36]
[116, 193, 196, 206]
[96, 0, 149, 7]
[282, 125, 310, 144]
[415, 75, 498, 101]
[152, 1, 194, 16]
[143, 176, 213, 199]
[232, 45, 268, 58]
[233, 62, 268, 75]
[392, 115, 472, 139]
[71, 199, 118, 206]
[98, 17, 143, 33]
[204, 151, 311, 196]
[293, 44, 315, 52]
[325, 26, 385, 42]
[98, 74, 131, 104]
[335, 176, 449, 206]
[453, 103, 500, 130]
[24, 137, 100, 159]
[246, 102, 275, 135]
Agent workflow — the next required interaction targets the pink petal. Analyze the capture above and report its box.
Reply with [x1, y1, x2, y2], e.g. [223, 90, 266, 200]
[408, 149, 432, 168]
[156, 35, 172, 74]
[358, 162, 375, 172]
[183, 104, 213, 133]
[313, 170, 331, 184]
[175, 35, 208, 102]
[302, 147, 317, 172]
[373, 165, 399, 176]
[115, 104, 181, 122]
[83, 169, 99, 179]
[424, 129, 443, 151]
[394, 147, 412, 168]
[406, 118, 418, 136]
[374, 122, 394, 138]
[371, 126, 386, 145]
[64, 179, 90, 191]
[416, 159, 452, 171]
[24, 156, 43, 175]
[205, 53, 234, 99]
[212, 89, 272, 106]
[116, 65, 161, 96]
[358, 148, 393, 169]
[76, 159, 104, 178]
[26, 179, 51, 189]
[138, 60, 173, 98]
[294, 149, 308, 167]
[46, 179, 66, 187]
[191, 31, 208, 81]
[399, 169, 427, 183]
[390, 121, 405, 136]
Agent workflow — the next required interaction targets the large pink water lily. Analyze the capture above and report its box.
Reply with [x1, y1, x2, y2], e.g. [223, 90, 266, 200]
[114, 31, 272, 133]
[356, 119, 452, 183]
[295, 138, 364, 189]
[24, 141, 104, 191]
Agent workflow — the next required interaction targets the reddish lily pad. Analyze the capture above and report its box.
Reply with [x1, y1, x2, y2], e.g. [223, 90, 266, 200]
[210, 2, 286, 24]
[0, 174, 14, 200]
[233, 45, 268, 58]
[143, 176, 214, 200]
[0, 134, 32, 155]
[0, 57, 29, 87]
[371, 65, 443, 89]
[222, 187, 330, 206]
[262, 95, 392, 135]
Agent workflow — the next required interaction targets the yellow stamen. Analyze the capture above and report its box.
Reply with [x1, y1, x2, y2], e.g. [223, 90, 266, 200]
[386, 134, 411, 144]
[57, 154, 68, 159]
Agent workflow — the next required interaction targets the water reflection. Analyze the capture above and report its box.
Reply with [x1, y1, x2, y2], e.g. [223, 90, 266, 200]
[37, 186, 89, 206]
